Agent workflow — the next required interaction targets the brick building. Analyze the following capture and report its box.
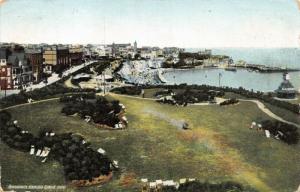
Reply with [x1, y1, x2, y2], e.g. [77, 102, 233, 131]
[69, 46, 83, 65]
[8, 52, 33, 89]
[26, 49, 43, 82]
[0, 48, 13, 90]
[43, 46, 70, 73]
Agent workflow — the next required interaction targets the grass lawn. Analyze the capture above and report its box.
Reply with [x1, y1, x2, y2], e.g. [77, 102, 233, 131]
[1, 95, 299, 192]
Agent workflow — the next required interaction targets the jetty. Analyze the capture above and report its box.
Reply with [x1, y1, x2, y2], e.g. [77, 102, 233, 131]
[233, 64, 300, 73]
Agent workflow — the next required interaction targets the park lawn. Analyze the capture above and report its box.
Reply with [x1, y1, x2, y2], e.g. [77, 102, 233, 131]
[144, 88, 300, 125]
[0, 95, 299, 192]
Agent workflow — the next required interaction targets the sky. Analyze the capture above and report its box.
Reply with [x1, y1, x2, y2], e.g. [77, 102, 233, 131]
[0, 0, 300, 48]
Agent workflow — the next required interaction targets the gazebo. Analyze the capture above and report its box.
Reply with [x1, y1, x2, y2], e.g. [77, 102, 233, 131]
[276, 72, 297, 99]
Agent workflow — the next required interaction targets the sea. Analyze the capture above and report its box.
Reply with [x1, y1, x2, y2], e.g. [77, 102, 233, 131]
[163, 48, 300, 92]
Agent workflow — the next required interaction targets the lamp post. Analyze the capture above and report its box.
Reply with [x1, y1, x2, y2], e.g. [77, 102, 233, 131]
[102, 72, 106, 95]
[4, 78, 7, 98]
[218, 72, 222, 87]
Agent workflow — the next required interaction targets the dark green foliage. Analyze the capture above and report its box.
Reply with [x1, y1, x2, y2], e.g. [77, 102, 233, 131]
[119, 84, 299, 114]
[70, 76, 91, 86]
[173, 89, 213, 105]
[0, 111, 112, 182]
[154, 89, 174, 97]
[162, 186, 177, 192]
[0, 110, 12, 125]
[177, 181, 249, 192]
[220, 98, 239, 106]
[61, 96, 122, 128]
[94, 61, 110, 75]
[159, 181, 256, 192]
[0, 112, 35, 151]
[261, 120, 299, 145]
[0, 83, 95, 109]
[158, 89, 219, 106]
[179, 52, 211, 60]
[111, 86, 142, 95]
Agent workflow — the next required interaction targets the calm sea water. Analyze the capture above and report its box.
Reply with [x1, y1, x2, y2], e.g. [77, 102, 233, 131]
[163, 48, 300, 92]
[187, 48, 300, 68]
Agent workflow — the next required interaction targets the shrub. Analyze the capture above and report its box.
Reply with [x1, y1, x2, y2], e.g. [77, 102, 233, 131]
[0, 111, 113, 182]
[0, 83, 95, 109]
[61, 96, 123, 128]
[111, 86, 142, 95]
[220, 98, 239, 106]
[261, 120, 299, 144]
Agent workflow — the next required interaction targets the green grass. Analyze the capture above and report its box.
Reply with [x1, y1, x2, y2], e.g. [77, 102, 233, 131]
[1, 95, 300, 192]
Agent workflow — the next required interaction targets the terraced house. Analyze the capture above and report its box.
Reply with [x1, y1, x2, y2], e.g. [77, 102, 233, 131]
[8, 52, 33, 89]
[0, 48, 13, 90]
[43, 46, 70, 73]
[0, 47, 33, 90]
[25, 48, 43, 82]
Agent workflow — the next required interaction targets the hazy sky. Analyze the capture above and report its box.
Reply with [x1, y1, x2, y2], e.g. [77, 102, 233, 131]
[0, 0, 300, 47]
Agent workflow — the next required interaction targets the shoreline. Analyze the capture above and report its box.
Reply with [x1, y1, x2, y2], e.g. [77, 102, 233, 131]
[162, 64, 300, 73]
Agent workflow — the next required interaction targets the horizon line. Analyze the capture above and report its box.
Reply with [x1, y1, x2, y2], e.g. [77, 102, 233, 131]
[0, 42, 299, 49]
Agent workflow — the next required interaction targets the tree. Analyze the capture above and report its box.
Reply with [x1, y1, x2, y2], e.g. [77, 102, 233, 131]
[0, 111, 11, 125]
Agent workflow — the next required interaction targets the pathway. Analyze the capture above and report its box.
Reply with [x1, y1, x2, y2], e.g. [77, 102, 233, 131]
[240, 99, 300, 128]
[1, 92, 298, 129]
[0, 97, 60, 111]
[110, 93, 300, 128]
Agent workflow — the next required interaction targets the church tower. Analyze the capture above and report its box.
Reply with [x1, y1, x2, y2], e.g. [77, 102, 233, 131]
[134, 41, 137, 53]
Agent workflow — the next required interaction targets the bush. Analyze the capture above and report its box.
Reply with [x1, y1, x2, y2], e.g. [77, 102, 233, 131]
[111, 86, 142, 95]
[0, 110, 113, 182]
[61, 96, 123, 128]
[0, 111, 12, 125]
[94, 61, 110, 75]
[0, 83, 95, 109]
[220, 98, 239, 106]
[261, 120, 299, 144]
[158, 89, 217, 106]
[70, 76, 91, 86]
[131, 84, 298, 114]
[177, 181, 251, 192]
[59, 93, 96, 103]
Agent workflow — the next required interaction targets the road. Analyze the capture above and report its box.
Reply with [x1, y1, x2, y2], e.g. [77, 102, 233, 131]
[0, 60, 97, 99]
[25, 60, 97, 92]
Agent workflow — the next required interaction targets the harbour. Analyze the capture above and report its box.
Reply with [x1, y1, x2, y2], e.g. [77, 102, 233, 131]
[162, 67, 300, 92]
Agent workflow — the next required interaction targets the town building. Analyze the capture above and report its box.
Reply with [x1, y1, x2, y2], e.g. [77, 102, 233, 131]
[8, 52, 33, 89]
[43, 46, 70, 73]
[91, 45, 106, 57]
[163, 47, 184, 58]
[69, 46, 83, 65]
[108, 43, 131, 57]
[134, 41, 137, 53]
[198, 49, 212, 56]
[276, 72, 297, 99]
[0, 48, 13, 90]
[25, 48, 43, 82]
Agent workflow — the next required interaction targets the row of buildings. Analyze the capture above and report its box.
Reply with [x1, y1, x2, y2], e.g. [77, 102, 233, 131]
[0, 44, 83, 90]
[85, 42, 184, 59]
[0, 41, 184, 91]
